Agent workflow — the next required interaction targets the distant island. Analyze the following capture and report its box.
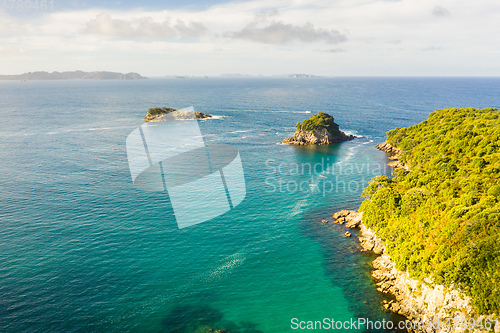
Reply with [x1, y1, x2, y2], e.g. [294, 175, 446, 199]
[287, 74, 326, 78]
[282, 112, 355, 145]
[0, 71, 147, 80]
[218, 74, 328, 78]
[144, 107, 212, 122]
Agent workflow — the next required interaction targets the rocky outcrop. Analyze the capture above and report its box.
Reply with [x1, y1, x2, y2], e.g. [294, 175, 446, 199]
[376, 142, 402, 156]
[358, 224, 385, 255]
[331, 210, 500, 333]
[145, 110, 212, 122]
[193, 112, 212, 119]
[376, 142, 410, 171]
[332, 210, 362, 228]
[283, 128, 355, 145]
[372, 254, 483, 333]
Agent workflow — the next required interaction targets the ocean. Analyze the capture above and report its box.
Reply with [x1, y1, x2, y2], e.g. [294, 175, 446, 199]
[1, 77, 499, 332]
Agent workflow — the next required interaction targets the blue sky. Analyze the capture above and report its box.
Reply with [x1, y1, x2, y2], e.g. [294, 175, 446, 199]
[54, 0, 233, 11]
[1, 0, 500, 76]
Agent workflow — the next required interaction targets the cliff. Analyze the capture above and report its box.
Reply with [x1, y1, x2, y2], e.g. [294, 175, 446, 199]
[283, 112, 355, 145]
[0, 70, 147, 80]
[340, 108, 500, 331]
[331, 210, 500, 333]
[361, 108, 500, 318]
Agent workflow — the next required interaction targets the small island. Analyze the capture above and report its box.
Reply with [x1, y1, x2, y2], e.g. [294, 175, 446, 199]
[144, 107, 212, 122]
[282, 112, 355, 145]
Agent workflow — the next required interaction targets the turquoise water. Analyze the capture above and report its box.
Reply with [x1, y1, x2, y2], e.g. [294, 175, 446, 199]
[1, 78, 499, 332]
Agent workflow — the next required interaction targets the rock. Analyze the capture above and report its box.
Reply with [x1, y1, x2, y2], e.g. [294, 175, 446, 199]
[321, 219, 328, 224]
[372, 243, 385, 255]
[388, 160, 410, 172]
[358, 225, 379, 252]
[356, 220, 486, 333]
[376, 142, 410, 171]
[344, 211, 362, 228]
[333, 210, 351, 219]
[390, 301, 401, 313]
[194, 111, 212, 119]
[375, 142, 402, 156]
[333, 208, 488, 332]
[332, 210, 362, 226]
[282, 113, 355, 145]
[333, 217, 345, 225]
[283, 128, 355, 145]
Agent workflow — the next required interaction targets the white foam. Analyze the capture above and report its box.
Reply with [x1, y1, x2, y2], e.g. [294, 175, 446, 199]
[199, 252, 246, 283]
[204, 115, 226, 120]
[289, 198, 310, 217]
[229, 130, 250, 134]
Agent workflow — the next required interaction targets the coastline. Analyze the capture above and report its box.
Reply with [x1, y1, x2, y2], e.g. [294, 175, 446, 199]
[328, 142, 500, 333]
[330, 210, 499, 333]
[375, 142, 410, 171]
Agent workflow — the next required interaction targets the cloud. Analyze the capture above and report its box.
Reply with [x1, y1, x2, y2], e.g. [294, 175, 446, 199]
[0, 47, 28, 54]
[321, 48, 346, 53]
[226, 19, 347, 44]
[432, 6, 450, 17]
[422, 46, 442, 51]
[83, 12, 206, 39]
[387, 39, 402, 44]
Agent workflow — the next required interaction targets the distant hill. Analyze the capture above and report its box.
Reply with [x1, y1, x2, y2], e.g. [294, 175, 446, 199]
[0, 71, 147, 80]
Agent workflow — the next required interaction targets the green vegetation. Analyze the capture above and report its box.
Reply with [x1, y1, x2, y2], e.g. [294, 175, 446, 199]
[295, 112, 343, 136]
[144, 107, 177, 121]
[360, 108, 500, 315]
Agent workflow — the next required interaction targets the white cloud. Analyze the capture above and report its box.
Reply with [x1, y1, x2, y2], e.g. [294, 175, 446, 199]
[0, 0, 500, 75]
[321, 48, 346, 53]
[432, 6, 450, 17]
[0, 47, 28, 54]
[83, 12, 206, 39]
[422, 46, 443, 51]
[226, 20, 347, 44]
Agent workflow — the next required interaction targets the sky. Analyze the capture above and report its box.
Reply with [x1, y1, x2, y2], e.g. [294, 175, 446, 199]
[1, 0, 500, 76]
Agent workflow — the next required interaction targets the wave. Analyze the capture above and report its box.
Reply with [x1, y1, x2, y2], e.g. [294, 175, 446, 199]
[343, 129, 363, 138]
[308, 138, 375, 188]
[228, 130, 251, 134]
[199, 252, 246, 283]
[204, 115, 226, 120]
[288, 198, 310, 218]
[44, 126, 130, 135]
[220, 110, 312, 114]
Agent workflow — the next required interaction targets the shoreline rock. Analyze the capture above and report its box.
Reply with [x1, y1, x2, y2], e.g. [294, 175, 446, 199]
[331, 210, 500, 333]
[332, 210, 362, 228]
[376, 142, 410, 171]
[144, 110, 212, 122]
[283, 128, 355, 145]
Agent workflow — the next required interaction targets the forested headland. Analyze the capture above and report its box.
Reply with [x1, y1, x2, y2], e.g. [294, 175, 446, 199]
[361, 108, 500, 315]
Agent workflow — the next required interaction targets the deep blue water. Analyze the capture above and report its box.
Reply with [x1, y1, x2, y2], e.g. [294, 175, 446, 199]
[1, 77, 499, 332]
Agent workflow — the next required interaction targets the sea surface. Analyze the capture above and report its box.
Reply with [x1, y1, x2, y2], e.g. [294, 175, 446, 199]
[1, 77, 499, 332]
